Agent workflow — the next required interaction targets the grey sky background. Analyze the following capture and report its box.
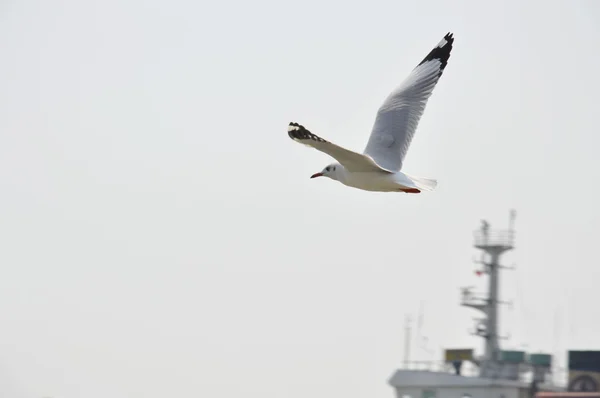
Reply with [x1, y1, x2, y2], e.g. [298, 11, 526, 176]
[1, 0, 599, 397]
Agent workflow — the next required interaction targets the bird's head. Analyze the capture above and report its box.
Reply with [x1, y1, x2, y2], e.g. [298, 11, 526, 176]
[310, 163, 343, 181]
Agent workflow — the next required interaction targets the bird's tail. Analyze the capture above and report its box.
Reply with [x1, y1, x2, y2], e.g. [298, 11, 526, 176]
[405, 175, 438, 192]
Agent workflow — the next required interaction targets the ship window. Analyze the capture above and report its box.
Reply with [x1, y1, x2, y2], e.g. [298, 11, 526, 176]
[422, 390, 436, 398]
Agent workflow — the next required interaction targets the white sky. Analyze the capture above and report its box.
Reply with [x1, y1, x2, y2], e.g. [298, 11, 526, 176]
[1, 0, 600, 397]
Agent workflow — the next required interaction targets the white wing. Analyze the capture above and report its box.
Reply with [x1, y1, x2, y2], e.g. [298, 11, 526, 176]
[363, 32, 454, 172]
[288, 122, 388, 173]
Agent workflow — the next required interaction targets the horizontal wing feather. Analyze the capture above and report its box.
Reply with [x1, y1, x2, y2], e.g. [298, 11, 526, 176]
[288, 122, 390, 173]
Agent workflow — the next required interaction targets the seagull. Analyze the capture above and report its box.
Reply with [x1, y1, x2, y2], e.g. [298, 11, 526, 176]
[288, 32, 454, 193]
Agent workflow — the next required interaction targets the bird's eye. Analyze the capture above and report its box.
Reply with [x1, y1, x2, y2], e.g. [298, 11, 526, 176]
[325, 167, 330, 172]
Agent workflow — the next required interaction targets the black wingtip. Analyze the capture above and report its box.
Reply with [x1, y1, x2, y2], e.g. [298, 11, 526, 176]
[287, 122, 327, 143]
[417, 32, 454, 72]
[288, 122, 302, 139]
[288, 122, 305, 139]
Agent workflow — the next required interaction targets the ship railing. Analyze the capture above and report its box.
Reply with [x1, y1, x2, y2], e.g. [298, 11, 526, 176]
[473, 229, 515, 248]
[399, 360, 480, 376]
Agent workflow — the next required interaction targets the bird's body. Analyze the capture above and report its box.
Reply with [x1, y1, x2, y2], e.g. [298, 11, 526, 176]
[288, 32, 455, 193]
[311, 162, 437, 193]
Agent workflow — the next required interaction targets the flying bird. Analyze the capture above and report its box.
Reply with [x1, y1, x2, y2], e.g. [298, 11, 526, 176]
[288, 32, 454, 193]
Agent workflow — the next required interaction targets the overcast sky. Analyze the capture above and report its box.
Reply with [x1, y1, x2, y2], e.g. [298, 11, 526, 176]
[1, 0, 600, 397]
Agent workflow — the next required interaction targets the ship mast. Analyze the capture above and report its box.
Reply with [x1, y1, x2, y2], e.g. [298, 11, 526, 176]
[461, 210, 516, 377]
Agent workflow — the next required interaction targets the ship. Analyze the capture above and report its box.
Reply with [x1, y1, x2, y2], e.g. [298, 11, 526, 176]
[387, 211, 600, 398]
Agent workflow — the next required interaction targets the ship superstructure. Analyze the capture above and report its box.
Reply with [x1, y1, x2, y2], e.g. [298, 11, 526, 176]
[388, 211, 562, 398]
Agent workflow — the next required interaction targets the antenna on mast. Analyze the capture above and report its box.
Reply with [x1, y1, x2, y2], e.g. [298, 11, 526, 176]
[403, 314, 412, 367]
[509, 209, 517, 234]
[416, 301, 433, 357]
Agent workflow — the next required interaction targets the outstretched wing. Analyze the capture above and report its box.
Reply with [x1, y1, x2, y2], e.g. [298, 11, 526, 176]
[288, 122, 389, 173]
[363, 32, 454, 172]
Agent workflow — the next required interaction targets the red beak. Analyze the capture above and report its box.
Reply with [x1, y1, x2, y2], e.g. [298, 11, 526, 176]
[310, 172, 323, 179]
